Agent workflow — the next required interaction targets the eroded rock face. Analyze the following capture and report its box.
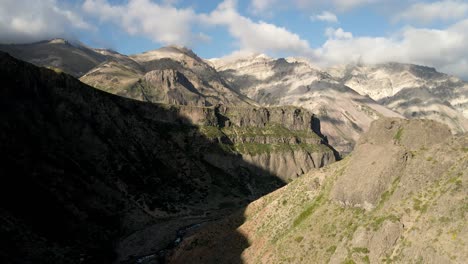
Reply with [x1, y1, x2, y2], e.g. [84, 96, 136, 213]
[331, 118, 452, 209]
[329, 62, 468, 134]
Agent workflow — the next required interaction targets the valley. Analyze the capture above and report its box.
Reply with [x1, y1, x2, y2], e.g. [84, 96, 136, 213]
[0, 39, 467, 264]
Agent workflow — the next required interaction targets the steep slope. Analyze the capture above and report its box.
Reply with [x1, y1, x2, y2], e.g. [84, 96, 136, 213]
[168, 118, 468, 263]
[211, 54, 402, 154]
[0, 38, 106, 77]
[330, 63, 468, 133]
[0, 52, 335, 263]
[81, 45, 253, 107]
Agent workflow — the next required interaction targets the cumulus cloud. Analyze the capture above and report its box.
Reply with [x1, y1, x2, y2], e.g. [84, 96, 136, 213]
[250, 0, 278, 14]
[82, 0, 199, 46]
[82, 0, 310, 55]
[394, 0, 468, 24]
[202, 0, 311, 55]
[312, 11, 339, 23]
[289, 0, 379, 12]
[325, 28, 352, 39]
[0, 0, 93, 43]
[314, 20, 468, 79]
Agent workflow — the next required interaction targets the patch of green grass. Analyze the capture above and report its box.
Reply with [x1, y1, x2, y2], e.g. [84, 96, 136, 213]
[394, 127, 404, 141]
[413, 198, 429, 213]
[371, 215, 400, 231]
[293, 193, 325, 227]
[221, 124, 320, 139]
[199, 125, 224, 138]
[342, 258, 356, 264]
[233, 142, 329, 155]
[326, 245, 337, 254]
[376, 176, 401, 210]
[294, 236, 304, 243]
[461, 147, 468, 153]
[439, 216, 451, 223]
[352, 247, 370, 254]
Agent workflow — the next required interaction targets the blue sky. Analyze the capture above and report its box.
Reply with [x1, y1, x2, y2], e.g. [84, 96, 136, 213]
[1, 0, 468, 78]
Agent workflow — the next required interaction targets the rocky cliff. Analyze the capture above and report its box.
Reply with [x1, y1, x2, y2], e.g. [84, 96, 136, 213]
[0, 52, 334, 263]
[168, 117, 467, 263]
[329, 62, 468, 134]
[80, 45, 254, 107]
[211, 54, 403, 154]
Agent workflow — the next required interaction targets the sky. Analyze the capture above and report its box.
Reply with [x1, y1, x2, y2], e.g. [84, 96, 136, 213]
[1, 0, 468, 79]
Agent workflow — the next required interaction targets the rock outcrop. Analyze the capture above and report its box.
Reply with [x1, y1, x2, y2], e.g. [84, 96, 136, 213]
[329, 62, 468, 134]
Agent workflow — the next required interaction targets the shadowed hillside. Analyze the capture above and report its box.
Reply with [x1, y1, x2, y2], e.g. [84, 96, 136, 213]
[0, 52, 335, 263]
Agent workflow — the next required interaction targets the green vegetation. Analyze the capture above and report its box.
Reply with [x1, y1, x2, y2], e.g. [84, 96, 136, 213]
[221, 124, 320, 139]
[352, 247, 370, 254]
[371, 215, 400, 231]
[376, 176, 401, 210]
[326, 245, 337, 254]
[233, 142, 328, 155]
[413, 198, 429, 213]
[294, 236, 304, 243]
[342, 258, 356, 264]
[394, 127, 404, 141]
[293, 193, 325, 227]
[199, 125, 224, 138]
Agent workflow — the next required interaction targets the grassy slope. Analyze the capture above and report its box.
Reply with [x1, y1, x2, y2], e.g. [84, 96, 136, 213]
[169, 118, 468, 263]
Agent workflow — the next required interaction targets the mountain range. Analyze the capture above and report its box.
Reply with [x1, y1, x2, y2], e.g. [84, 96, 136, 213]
[2, 39, 467, 154]
[0, 39, 467, 263]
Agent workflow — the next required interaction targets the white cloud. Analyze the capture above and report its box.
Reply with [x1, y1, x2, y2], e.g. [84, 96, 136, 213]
[312, 11, 339, 23]
[314, 20, 468, 79]
[82, 0, 199, 46]
[292, 0, 379, 11]
[202, 0, 311, 55]
[0, 0, 93, 43]
[250, 0, 278, 14]
[325, 28, 352, 39]
[394, 0, 468, 24]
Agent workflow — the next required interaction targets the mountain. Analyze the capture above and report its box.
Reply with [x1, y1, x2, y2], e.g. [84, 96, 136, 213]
[210, 54, 403, 154]
[0, 52, 335, 263]
[81, 45, 254, 107]
[329, 62, 468, 134]
[0, 40, 252, 107]
[0, 38, 106, 77]
[167, 117, 468, 263]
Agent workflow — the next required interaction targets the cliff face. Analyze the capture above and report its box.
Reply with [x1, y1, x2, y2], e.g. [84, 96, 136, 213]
[329, 63, 468, 134]
[144, 104, 338, 181]
[0, 52, 335, 263]
[212, 54, 403, 154]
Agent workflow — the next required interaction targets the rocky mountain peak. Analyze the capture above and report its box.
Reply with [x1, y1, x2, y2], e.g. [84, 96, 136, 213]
[47, 38, 69, 45]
